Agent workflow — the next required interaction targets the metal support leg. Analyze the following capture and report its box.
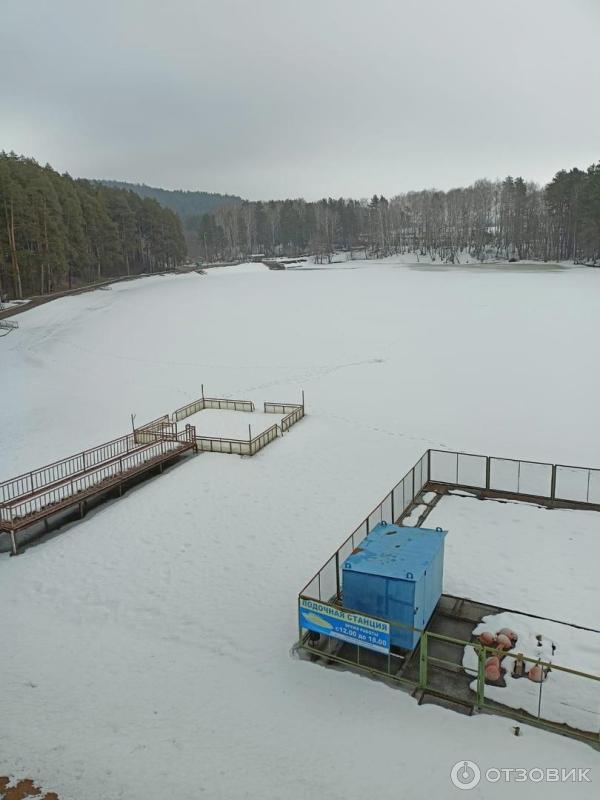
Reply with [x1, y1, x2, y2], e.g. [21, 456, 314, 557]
[9, 531, 18, 556]
[419, 634, 428, 689]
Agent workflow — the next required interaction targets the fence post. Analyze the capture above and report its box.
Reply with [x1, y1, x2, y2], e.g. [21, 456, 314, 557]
[427, 449, 431, 483]
[335, 551, 340, 600]
[419, 633, 428, 689]
[550, 464, 557, 500]
[485, 456, 491, 490]
[476, 646, 486, 708]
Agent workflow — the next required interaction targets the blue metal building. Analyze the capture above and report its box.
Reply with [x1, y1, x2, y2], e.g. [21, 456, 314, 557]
[342, 522, 446, 650]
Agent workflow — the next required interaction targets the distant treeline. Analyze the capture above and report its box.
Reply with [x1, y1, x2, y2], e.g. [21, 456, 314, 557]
[3, 152, 599, 300]
[1, 153, 187, 299]
[196, 161, 600, 266]
[99, 180, 242, 230]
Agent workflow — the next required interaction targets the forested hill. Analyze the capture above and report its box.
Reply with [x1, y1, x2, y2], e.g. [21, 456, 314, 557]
[195, 161, 600, 266]
[99, 180, 242, 226]
[0, 153, 187, 300]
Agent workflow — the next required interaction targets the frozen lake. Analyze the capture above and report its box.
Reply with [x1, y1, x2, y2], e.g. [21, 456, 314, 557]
[1, 256, 600, 799]
[176, 408, 284, 440]
[425, 492, 600, 628]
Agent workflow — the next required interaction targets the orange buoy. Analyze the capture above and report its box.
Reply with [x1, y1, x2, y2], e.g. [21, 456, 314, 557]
[479, 631, 497, 647]
[485, 655, 502, 682]
[496, 633, 513, 651]
[497, 627, 518, 644]
[528, 663, 545, 683]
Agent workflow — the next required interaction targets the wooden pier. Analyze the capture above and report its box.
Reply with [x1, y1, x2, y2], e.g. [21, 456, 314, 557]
[0, 421, 197, 555]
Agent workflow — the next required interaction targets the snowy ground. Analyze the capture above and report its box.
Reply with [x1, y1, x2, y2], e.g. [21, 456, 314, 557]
[175, 408, 284, 440]
[424, 493, 600, 629]
[1, 257, 600, 799]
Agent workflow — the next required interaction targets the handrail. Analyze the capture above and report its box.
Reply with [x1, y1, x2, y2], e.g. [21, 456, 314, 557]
[1, 438, 188, 526]
[172, 396, 255, 421]
[0, 415, 172, 506]
[429, 447, 600, 475]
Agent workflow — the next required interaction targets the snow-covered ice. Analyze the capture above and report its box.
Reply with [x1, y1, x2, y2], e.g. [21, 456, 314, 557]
[426, 493, 600, 628]
[1, 258, 600, 799]
[178, 408, 284, 439]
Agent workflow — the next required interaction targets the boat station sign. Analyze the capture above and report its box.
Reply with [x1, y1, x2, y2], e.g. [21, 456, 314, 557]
[299, 598, 390, 654]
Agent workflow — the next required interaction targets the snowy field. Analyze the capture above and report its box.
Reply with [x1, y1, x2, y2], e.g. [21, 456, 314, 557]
[424, 492, 600, 629]
[178, 408, 284, 439]
[1, 257, 600, 799]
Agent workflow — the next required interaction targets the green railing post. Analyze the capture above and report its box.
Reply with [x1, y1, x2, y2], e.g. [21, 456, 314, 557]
[476, 645, 486, 708]
[419, 633, 428, 689]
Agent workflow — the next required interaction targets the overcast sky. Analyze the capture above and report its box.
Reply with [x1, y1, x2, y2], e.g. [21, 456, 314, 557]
[2, 0, 599, 200]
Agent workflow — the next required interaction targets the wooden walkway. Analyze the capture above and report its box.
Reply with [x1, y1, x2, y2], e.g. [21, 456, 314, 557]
[0, 423, 197, 555]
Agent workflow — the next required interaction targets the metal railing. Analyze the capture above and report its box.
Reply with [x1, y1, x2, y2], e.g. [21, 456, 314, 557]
[264, 401, 305, 433]
[300, 447, 600, 607]
[172, 396, 255, 422]
[249, 423, 280, 454]
[0, 430, 151, 504]
[195, 436, 252, 456]
[194, 423, 281, 456]
[297, 446, 600, 743]
[0, 437, 187, 528]
[300, 450, 429, 601]
[429, 449, 600, 505]
[297, 599, 600, 744]
[133, 415, 174, 444]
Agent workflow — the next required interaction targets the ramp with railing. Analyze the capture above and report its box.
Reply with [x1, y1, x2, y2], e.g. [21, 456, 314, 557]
[1, 389, 306, 553]
[0, 422, 197, 554]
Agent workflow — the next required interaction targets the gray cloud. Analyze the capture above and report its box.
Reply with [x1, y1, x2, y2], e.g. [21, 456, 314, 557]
[2, 0, 599, 199]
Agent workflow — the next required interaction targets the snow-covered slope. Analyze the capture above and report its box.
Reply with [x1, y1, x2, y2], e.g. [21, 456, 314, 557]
[1, 258, 599, 799]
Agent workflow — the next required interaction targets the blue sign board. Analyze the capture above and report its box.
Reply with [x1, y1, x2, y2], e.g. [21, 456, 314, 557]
[299, 598, 390, 654]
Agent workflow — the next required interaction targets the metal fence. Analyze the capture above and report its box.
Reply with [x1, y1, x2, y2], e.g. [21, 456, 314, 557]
[172, 398, 205, 422]
[0, 437, 187, 528]
[0, 422, 171, 504]
[194, 422, 281, 456]
[264, 401, 305, 433]
[204, 397, 255, 412]
[429, 449, 600, 505]
[300, 451, 429, 603]
[297, 446, 600, 743]
[133, 416, 175, 444]
[195, 436, 252, 456]
[172, 396, 255, 422]
[297, 601, 600, 744]
[300, 447, 600, 606]
[249, 423, 280, 454]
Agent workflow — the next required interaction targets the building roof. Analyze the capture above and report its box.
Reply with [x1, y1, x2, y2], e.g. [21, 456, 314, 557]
[342, 522, 446, 581]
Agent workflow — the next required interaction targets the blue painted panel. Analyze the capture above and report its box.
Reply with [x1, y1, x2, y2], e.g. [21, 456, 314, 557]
[342, 522, 446, 650]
